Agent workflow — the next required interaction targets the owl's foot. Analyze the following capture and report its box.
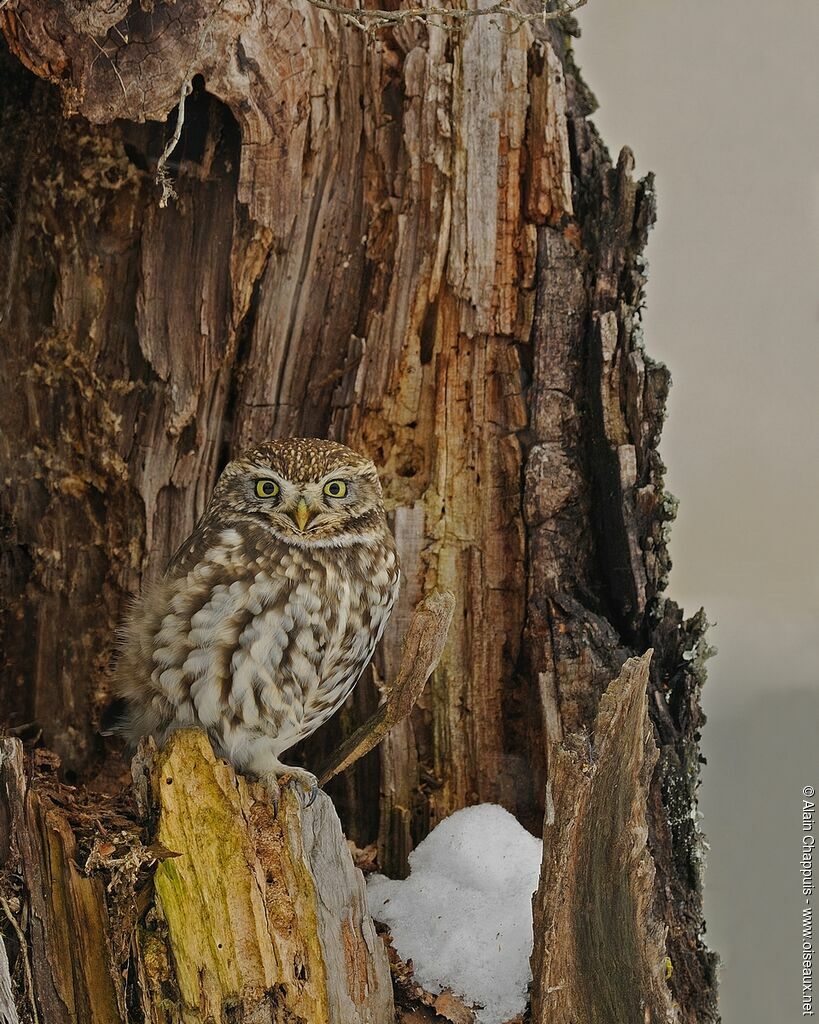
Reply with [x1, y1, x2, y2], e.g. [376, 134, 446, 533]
[260, 765, 319, 813]
[282, 766, 319, 808]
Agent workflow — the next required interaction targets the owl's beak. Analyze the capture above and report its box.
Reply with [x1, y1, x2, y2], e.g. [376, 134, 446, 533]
[293, 498, 311, 533]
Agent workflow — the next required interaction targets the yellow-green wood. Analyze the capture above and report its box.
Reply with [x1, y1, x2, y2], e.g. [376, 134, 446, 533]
[150, 730, 329, 1024]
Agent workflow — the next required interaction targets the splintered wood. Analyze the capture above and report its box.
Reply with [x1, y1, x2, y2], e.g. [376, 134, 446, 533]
[0, 734, 393, 1024]
[529, 652, 678, 1024]
[0, 740, 121, 1024]
[143, 731, 392, 1024]
[0, 1, 716, 1018]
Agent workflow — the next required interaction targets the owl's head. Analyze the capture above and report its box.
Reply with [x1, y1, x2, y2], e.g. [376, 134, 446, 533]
[212, 438, 386, 546]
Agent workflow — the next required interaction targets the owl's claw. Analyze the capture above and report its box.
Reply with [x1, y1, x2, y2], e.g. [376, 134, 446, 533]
[261, 772, 282, 814]
[283, 767, 319, 809]
[261, 766, 319, 813]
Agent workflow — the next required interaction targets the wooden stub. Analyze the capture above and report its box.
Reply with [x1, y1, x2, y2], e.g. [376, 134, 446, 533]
[529, 652, 678, 1024]
[142, 730, 392, 1024]
[0, 739, 121, 1024]
[318, 589, 455, 787]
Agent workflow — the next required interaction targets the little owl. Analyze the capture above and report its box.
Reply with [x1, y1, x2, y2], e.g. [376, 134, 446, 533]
[107, 437, 400, 805]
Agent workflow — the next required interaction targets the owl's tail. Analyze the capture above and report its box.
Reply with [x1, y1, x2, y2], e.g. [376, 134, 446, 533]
[99, 696, 130, 737]
[99, 695, 170, 755]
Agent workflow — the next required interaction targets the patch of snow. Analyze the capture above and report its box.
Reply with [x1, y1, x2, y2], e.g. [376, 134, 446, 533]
[366, 803, 542, 1024]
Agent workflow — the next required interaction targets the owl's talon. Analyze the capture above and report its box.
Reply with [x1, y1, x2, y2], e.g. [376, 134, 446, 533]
[284, 769, 319, 809]
[266, 766, 319, 810]
[261, 772, 282, 814]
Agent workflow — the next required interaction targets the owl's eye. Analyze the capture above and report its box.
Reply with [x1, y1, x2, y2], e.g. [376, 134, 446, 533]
[323, 479, 347, 498]
[255, 479, 280, 499]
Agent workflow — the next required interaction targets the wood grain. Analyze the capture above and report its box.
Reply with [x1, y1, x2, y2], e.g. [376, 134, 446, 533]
[0, 6, 717, 1020]
[530, 652, 678, 1024]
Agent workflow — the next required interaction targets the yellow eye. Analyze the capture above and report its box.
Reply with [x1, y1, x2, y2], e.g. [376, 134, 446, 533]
[255, 479, 279, 498]
[323, 479, 347, 498]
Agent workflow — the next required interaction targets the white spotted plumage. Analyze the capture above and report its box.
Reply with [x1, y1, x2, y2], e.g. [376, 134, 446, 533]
[109, 438, 400, 804]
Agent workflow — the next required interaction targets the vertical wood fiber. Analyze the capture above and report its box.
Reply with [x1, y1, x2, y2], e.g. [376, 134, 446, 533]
[0, 5, 716, 1019]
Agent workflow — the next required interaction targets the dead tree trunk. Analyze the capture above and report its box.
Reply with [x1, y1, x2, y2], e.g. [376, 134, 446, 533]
[0, 2, 717, 1021]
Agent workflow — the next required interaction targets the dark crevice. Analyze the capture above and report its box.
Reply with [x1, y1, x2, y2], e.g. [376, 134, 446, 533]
[120, 77, 241, 185]
[219, 220, 271, 473]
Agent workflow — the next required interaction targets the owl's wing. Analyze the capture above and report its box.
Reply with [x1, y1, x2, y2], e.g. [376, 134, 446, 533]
[163, 514, 219, 577]
[145, 521, 295, 732]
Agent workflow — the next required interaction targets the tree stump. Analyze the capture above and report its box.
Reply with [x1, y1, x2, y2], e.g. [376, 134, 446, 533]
[530, 652, 675, 1024]
[0, 1, 718, 1018]
[140, 731, 393, 1024]
[0, 733, 393, 1023]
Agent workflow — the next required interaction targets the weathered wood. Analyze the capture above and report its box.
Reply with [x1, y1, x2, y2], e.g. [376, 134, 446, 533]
[0, 739, 120, 1024]
[0, 0, 545, 835]
[140, 730, 393, 1024]
[522, 108, 717, 1016]
[530, 651, 677, 1024]
[0, 4, 717, 1020]
[0, 732, 393, 1024]
[0, 932, 19, 1024]
[318, 588, 455, 786]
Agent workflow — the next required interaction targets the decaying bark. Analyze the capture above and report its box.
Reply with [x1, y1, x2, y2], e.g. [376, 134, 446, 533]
[530, 651, 676, 1024]
[0, 732, 394, 1024]
[0, 1, 717, 1020]
[0, 740, 122, 1024]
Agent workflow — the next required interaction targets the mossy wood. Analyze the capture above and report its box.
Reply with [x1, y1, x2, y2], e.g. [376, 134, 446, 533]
[0, 733, 394, 1023]
[144, 731, 393, 1024]
[1, 0, 716, 1020]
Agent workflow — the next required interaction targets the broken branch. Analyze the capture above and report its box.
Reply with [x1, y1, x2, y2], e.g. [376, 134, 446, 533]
[318, 589, 455, 786]
[306, 0, 587, 31]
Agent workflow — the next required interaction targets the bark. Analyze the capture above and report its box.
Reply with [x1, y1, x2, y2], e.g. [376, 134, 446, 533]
[0, 741, 123, 1024]
[0, 2, 717, 1022]
[0, 733, 394, 1024]
[530, 651, 675, 1024]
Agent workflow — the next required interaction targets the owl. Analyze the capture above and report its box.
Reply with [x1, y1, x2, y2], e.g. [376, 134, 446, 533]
[108, 438, 400, 805]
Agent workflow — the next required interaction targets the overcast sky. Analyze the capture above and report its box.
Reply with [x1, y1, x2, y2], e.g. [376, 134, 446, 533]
[575, 2, 819, 1021]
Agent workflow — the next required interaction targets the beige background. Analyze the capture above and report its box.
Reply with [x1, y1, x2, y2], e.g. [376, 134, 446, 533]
[576, 2, 819, 1021]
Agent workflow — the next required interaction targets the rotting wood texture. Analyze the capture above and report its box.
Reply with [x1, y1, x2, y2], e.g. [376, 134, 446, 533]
[144, 731, 393, 1024]
[530, 651, 678, 1024]
[0, 733, 394, 1024]
[0, 2, 717, 1021]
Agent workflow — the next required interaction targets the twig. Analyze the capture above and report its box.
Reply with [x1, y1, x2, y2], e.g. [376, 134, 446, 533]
[153, 0, 226, 206]
[306, 0, 587, 32]
[318, 589, 455, 785]
[0, 897, 38, 1024]
[155, 78, 192, 209]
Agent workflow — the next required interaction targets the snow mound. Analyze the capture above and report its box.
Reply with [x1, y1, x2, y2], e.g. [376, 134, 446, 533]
[366, 803, 542, 1024]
